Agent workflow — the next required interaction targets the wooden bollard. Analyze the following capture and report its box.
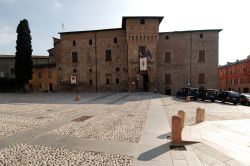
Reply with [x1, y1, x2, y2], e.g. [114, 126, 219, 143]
[75, 95, 80, 101]
[196, 108, 205, 123]
[177, 110, 185, 129]
[171, 115, 182, 144]
[185, 96, 191, 102]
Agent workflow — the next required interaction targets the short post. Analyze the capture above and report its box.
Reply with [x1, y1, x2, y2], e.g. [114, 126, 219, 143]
[177, 110, 185, 129]
[171, 115, 182, 144]
[196, 108, 205, 123]
[185, 96, 191, 102]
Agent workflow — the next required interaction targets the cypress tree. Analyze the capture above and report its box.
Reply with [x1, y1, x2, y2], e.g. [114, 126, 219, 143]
[15, 19, 33, 90]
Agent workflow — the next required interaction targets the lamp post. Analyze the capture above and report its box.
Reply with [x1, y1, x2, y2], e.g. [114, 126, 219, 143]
[71, 75, 80, 101]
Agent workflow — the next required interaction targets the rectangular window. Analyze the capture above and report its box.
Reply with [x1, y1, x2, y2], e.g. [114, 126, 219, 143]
[116, 78, 119, 84]
[72, 52, 78, 63]
[116, 67, 120, 72]
[89, 79, 92, 85]
[165, 51, 171, 63]
[165, 74, 171, 85]
[10, 68, 14, 74]
[198, 50, 205, 62]
[198, 73, 205, 84]
[105, 50, 112, 61]
[140, 19, 145, 24]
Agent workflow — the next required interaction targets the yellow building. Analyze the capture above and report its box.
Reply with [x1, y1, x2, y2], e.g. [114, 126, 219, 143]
[29, 64, 57, 92]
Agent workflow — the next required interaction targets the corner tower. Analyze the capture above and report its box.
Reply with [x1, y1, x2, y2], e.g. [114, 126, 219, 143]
[123, 16, 163, 92]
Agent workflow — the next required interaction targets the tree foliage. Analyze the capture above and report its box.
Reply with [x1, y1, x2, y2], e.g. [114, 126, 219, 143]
[15, 19, 33, 87]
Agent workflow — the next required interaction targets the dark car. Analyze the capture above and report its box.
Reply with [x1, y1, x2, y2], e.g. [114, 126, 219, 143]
[176, 87, 199, 100]
[218, 91, 240, 105]
[198, 89, 218, 102]
[240, 93, 250, 106]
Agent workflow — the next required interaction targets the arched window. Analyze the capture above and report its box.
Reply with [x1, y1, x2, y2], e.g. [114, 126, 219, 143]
[73, 40, 76, 46]
[114, 37, 117, 43]
[89, 39, 92, 45]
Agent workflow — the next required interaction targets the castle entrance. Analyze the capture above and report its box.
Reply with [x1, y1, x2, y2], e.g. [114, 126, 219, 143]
[136, 71, 149, 92]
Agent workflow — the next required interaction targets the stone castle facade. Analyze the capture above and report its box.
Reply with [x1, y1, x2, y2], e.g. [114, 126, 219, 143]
[49, 16, 221, 95]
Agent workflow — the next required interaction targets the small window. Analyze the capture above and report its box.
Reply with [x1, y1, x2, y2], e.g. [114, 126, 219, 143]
[165, 52, 171, 63]
[72, 52, 78, 63]
[106, 79, 110, 84]
[73, 69, 77, 73]
[89, 69, 92, 72]
[200, 34, 203, 38]
[165, 35, 169, 40]
[58, 67, 61, 71]
[116, 78, 119, 84]
[165, 74, 171, 85]
[198, 50, 205, 62]
[116, 67, 120, 72]
[73, 40, 76, 46]
[89, 39, 92, 45]
[140, 19, 145, 24]
[10, 68, 14, 74]
[105, 50, 112, 61]
[89, 79, 92, 85]
[198, 73, 205, 84]
[59, 80, 62, 84]
[114, 37, 117, 43]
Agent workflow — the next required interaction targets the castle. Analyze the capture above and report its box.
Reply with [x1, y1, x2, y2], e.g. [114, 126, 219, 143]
[49, 16, 221, 94]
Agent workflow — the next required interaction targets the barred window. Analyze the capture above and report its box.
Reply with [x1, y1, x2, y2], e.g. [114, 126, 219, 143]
[72, 52, 78, 63]
[105, 50, 112, 61]
[165, 51, 171, 63]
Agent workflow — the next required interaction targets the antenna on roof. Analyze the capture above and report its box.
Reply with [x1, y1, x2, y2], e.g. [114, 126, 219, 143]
[61, 21, 64, 32]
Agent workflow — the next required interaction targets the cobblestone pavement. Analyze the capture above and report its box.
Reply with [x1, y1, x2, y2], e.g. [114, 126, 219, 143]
[0, 92, 248, 165]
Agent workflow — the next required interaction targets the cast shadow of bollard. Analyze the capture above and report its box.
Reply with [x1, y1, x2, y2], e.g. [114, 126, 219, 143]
[137, 142, 171, 161]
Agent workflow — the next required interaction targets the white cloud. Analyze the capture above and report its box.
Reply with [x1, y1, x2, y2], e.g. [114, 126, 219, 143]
[0, 26, 16, 45]
[52, 0, 62, 10]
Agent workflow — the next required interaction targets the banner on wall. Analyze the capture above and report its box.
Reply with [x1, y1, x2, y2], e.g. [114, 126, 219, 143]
[140, 57, 147, 71]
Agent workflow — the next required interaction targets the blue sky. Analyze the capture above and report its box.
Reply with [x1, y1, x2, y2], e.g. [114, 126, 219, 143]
[0, 0, 250, 65]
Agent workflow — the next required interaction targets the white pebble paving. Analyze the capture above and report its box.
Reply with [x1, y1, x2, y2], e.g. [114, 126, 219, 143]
[0, 143, 133, 166]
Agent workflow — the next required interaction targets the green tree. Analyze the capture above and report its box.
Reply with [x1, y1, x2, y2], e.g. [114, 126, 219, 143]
[15, 19, 33, 91]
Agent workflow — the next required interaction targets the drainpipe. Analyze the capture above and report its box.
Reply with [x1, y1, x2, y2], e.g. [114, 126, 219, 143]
[189, 32, 193, 88]
[95, 32, 97, 92]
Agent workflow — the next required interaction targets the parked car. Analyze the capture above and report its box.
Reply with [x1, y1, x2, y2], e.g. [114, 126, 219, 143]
[198, 89, 218, 102]
[218, 91, 240, 105]
[176, 87, 199, 100]
[240, 93, 250, 106]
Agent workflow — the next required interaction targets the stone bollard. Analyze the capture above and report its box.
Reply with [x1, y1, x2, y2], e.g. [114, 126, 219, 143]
[185, 96, 191, 102]
[196, 108, 205, 123]
[75, 95, 80, 101]
[177, 110, 185, 129]
[171, 115, 182, 144]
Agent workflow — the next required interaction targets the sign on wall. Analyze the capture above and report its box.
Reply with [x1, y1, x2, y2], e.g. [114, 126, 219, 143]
[71, 76, 77, 84]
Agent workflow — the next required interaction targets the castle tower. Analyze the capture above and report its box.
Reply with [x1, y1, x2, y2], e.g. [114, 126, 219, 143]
[123, 16, 163, 92]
